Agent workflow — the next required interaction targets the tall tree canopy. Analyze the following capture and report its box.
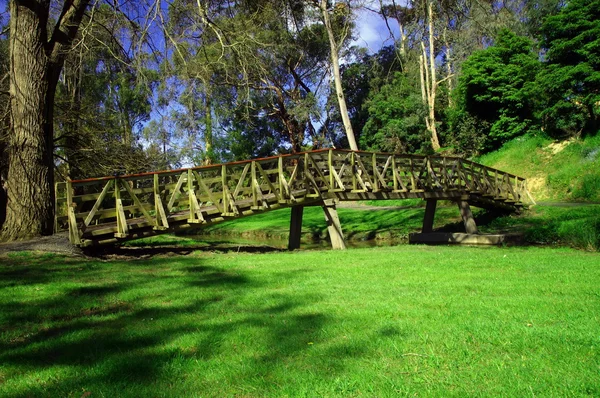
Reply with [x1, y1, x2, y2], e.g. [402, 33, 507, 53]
[1, 0, 599, 241]
[538, 0, 600, 137]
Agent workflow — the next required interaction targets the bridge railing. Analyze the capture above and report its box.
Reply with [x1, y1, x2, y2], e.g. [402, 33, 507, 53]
[55, 149, 530, 245]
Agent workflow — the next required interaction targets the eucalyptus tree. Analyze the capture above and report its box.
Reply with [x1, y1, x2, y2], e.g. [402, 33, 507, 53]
[2, 0, 90, 240]
[163, 0, 332, 156]
[55, 5, 154, 179]
[314, 0, 359, 150]
[2, 0, 164, 241]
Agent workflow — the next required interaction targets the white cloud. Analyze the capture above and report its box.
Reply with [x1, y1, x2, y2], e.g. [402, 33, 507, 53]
[352, 3, 400, 53]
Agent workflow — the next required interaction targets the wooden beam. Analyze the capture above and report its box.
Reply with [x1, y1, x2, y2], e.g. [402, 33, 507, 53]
[114, 179, 129, 238]
[422, 199, 437, 233]
[457, 200, 478, 234]
[322, 199, 346, 250]
[288, 206, 304, 250]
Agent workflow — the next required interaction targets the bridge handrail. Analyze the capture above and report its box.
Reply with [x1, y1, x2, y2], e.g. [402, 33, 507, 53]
[55, 149, 531, 245]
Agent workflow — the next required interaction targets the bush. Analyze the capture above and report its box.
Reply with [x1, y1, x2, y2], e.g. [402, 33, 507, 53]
[557, 217, 600, 251]
[573, 174, 600, 201]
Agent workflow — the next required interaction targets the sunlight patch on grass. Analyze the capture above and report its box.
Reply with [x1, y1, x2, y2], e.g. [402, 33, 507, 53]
[1, 246, 599, 396]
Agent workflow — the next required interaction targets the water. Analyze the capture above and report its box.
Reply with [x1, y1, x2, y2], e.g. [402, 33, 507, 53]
[188, 234, 406, 251]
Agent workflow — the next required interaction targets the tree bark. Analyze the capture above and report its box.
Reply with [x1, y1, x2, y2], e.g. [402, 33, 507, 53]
[319, 0, 358, 151]
[418, 0, 440, 152]
[2, 0, 89, 241]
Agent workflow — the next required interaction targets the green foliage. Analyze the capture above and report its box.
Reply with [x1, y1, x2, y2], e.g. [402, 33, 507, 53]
[361, 72, 430, 154]
[537, 0, 600, 137]
[451, 30, 541, 153]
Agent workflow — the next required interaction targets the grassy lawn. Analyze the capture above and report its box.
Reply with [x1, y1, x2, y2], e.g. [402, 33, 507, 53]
[1, 246, 599, 397]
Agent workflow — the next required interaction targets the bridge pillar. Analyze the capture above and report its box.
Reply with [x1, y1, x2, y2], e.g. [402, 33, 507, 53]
[288, 206, 304, 250]
[322, 199, 346, 250]
[457, 200, 479, 234]
[422, 199, 437, 233]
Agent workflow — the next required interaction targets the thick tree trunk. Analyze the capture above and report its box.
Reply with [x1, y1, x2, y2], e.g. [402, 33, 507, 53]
[1, 0, 89, 241]
[2, 0, 54, 240]
[319, 0, 358, 151]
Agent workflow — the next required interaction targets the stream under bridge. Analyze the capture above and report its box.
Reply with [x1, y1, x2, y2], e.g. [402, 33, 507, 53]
[55, 149, 533, 249]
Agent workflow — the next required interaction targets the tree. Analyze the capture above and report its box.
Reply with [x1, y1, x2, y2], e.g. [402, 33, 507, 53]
[0, 33, 9, 227]
[316, 0, 359, 150]
[361, 72, 429, 153]
[538, 0, 600, 137]
[55, 6, 154, 179]
[451, 29, 541, 152]
[2, 0, 90, 240]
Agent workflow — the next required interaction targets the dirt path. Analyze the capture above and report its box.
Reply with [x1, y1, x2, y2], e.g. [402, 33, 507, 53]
[0, 233, 83, 257]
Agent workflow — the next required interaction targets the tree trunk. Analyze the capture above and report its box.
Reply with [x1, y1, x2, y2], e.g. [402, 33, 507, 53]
[319, 0, 358, 151]
[418, 0, 441, 152]
[2, 0, 54, 240]
[1, 0, 89, 241]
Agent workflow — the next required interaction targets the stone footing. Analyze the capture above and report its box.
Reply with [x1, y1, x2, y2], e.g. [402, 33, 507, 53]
[409, 233, 508, 245]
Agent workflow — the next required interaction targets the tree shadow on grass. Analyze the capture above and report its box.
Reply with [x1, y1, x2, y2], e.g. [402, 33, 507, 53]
[0, 255, 353, 397]
[83, 241, 285, 260]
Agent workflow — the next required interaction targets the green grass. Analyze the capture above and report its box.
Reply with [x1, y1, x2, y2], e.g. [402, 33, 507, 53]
[478, 133, 600, 201]
[479, 204, 600, 251]
[1, 246, 599, 397]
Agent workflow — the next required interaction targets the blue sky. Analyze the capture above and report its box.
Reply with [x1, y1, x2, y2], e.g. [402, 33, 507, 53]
[353, 5, 400, 53]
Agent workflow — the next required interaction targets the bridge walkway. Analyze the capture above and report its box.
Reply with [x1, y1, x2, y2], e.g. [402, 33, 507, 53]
[54, 149, 532, 248]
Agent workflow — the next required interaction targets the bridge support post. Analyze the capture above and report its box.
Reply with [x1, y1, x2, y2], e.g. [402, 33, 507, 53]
[288, 206, 304, 250]
[457, 200, 478, 234]
[322, 199, 346, 250]
[422, 199, 437, 233]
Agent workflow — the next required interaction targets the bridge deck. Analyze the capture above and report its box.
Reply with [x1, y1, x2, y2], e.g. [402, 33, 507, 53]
[54, 149, 531, 247]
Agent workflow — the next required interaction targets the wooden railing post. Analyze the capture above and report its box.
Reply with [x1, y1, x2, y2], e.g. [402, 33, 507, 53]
[66, 180, 81, 245]
[114, 178, 129, 238]
[392, 156, 398, 191]
[222, 164, 228, 214]
[351, 152, 357, 191]
[188, 169, 194, 221]
[154, 173, 169, 229]
[304, 152, 310, 192]
[328, 149, 334, 190]
[372, 153, 379, 192]
[278, 156, 285, 200]
[251, 161, 258, 208]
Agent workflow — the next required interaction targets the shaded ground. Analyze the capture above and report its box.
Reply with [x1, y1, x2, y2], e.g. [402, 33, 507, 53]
[0, 233, 82, 257]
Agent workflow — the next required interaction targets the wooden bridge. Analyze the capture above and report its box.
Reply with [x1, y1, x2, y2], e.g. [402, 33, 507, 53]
[55, 149, 532, 249]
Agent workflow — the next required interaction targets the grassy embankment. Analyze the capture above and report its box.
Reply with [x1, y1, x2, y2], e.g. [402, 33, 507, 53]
[1, 246, 599, 397]
[159, 133, 599, 251]
[477, 133, 600, 250]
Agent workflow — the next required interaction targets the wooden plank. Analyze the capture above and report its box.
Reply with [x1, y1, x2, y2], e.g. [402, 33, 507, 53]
[66, 181, 81, 245]
[233, 163, 251, 197]
[167, 172, 187, 210]
[114, 180, 129, 238]
[121, 178, 156, 225]
[83, 180, 114, 228]
[255, 161, 282, 201]
[193, 170, 223, 213]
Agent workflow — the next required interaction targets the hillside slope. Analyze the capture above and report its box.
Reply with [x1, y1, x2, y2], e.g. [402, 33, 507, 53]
[477, 134, 600, 202]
